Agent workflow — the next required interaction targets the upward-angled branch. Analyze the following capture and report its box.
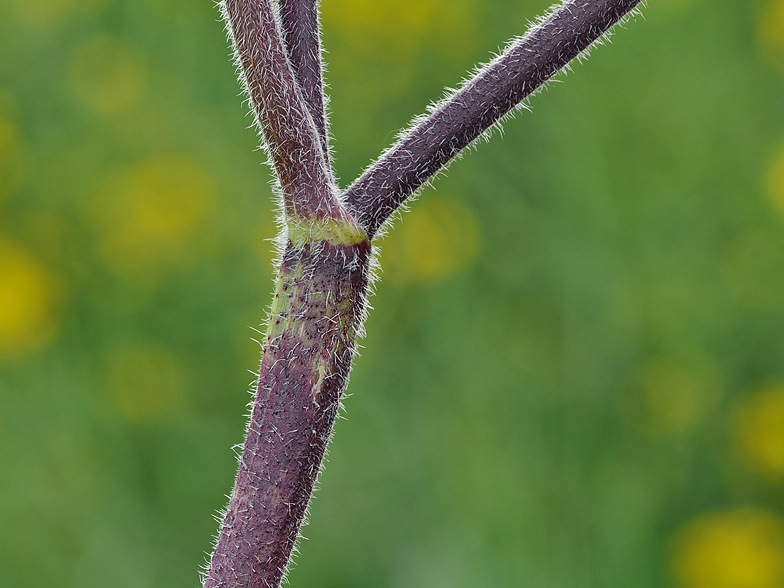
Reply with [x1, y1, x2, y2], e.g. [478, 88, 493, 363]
[222, 0, 338, 222]
[343, 0, 643, 239]
[279, 0, 331, 163]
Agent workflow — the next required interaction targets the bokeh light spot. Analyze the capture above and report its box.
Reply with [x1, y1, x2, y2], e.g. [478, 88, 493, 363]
[379, 196, 480, 285]
[95, 155, 217, 283]
[103, 343, 186, 423]
[673, 508, 784, 588]
[69, 34, 148, 114]
[735, 386, 784, 480]
[758, 1, 784, 64]
[0, 238, 60, 358]
[322, 0, 479, 60]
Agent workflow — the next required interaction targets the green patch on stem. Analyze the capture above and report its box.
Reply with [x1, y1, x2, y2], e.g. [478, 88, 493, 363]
[265, 239, 368, 353]
[287, 214, 367, 247]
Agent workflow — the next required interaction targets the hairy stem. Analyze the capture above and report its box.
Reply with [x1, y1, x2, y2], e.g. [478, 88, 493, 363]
[343, 0, 643, 238]
[204, 233, 371, 588]
[279, 0, 330, 163]
[222, 0, 335, 220]
[205, 1, 644, 587]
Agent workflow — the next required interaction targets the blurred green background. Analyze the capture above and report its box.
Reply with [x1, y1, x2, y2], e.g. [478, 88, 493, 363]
[3, 0, 784, 587]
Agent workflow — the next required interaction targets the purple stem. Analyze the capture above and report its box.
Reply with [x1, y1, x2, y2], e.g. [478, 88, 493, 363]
[205, 1, 645, 587]
[279, 0, 331, 163]
[204, 240, 372, 588]
[222, 0, 337, 220]
[343, 0, 643, 238]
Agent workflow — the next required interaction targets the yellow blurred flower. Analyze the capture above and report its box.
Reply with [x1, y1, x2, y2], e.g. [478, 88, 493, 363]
[69, 34, 148, 114]
[673, 508, 784, 588]
[620, 352, 722, 437]
[759, 0, 784, 63]
[642, 356, 720, 434]
[322, 0, 479, 61]
[326, 0, 435, 41]
[0, 238, 60, 358]
[735, 386, 784, 480]
[103, 343, 185, 423]
[378, 195, 480, 286]
[95, 155, 217, 283]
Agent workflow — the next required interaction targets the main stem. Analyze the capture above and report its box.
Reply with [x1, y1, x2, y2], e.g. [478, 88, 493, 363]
[204, 230, 370, 588]
[206, 1, 365, 585]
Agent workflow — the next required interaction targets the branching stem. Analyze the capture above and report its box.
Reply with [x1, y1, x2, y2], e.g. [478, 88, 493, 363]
[204, 1, 644, 587]
[222, 0, 336, 221]
[343, 0, 643, 238]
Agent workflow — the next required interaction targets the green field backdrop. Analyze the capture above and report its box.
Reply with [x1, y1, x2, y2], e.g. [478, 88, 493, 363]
[3, 1, 784, 587]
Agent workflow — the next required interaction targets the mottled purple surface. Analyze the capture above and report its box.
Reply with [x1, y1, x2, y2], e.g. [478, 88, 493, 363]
[204, 240, 371, 588]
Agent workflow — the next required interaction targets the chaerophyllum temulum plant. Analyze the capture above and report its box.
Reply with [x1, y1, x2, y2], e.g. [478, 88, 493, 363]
[203, 1, 644, 586]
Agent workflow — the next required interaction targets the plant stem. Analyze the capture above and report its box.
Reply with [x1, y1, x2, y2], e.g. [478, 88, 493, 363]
[204, 1, 644, 586]
[343, 0, 643, 238]
[204, 235, 371, 588]
[279, 0, 331, 163]
[222, 0, 334, 220]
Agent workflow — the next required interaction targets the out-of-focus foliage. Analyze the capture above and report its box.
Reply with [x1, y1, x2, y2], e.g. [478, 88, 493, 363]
[1, 0, 783, 586]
